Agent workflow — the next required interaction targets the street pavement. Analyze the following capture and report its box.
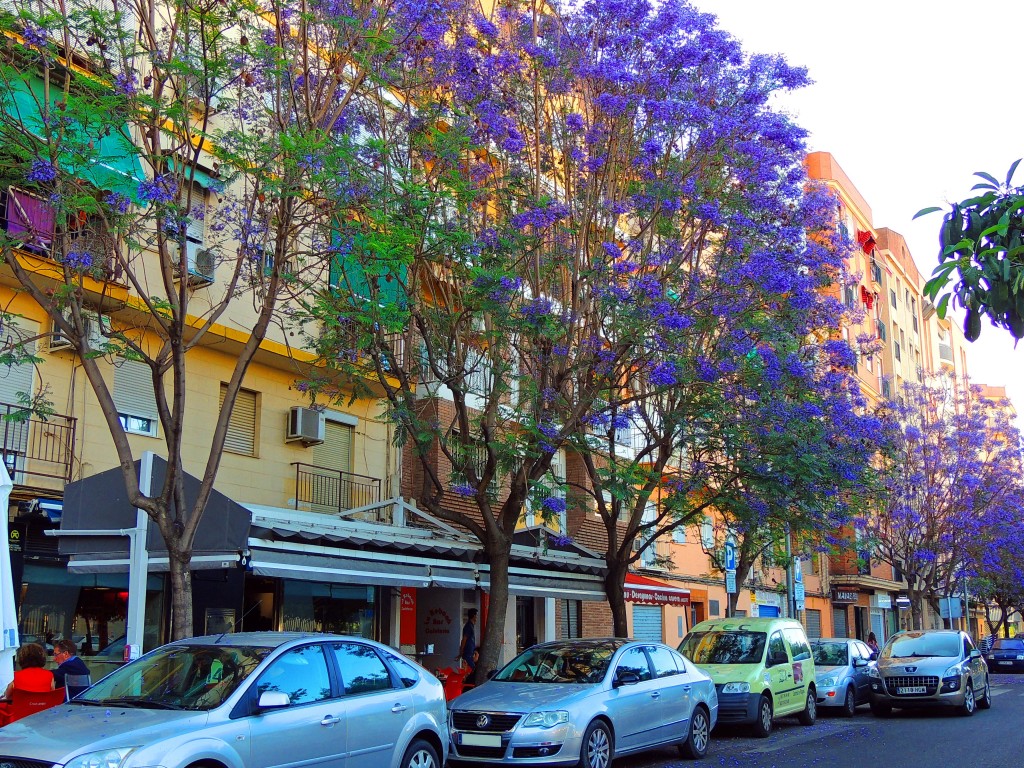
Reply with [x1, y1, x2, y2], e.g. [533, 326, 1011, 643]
[613, 674, 1024, 768]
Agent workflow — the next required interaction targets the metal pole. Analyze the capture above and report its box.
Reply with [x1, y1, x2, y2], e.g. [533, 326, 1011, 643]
[125, 451, 153, 660]
[947, 594, 954, 630]
[785, 526, 795, 619]
[963, 573, 970, 635]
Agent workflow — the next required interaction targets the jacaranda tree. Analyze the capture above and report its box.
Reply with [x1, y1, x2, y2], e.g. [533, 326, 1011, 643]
[869, 374, 1023, 630]
[0, 0, 441, 636]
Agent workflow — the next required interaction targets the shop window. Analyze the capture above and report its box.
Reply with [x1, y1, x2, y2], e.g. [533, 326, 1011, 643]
[219, 384, 258, 456]
[558, 599, 582, 639]
[281, 581, 377, 638]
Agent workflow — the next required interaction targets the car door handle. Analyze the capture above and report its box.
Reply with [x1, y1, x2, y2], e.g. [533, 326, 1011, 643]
[650, 691, 661, 699]
[321, 715, 342, 726]
[683, 686, 692, 692]
[391, 704, 408, 713]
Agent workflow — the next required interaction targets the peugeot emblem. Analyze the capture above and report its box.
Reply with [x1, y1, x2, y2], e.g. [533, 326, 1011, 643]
[476, 714, 491, 729]
[905, 666, 917, 673]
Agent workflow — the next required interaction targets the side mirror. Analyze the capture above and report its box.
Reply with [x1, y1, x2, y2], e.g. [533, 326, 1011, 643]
[613, 671, 640, 688]
[869, 651, 879, 661]
[852, 657, 867, 668]
[257, 691, 291, 709]
[970, 649, 982, 659]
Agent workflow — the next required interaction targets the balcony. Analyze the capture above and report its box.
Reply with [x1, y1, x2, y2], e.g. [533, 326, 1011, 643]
[292, 462, 382, 517]
[0, 402, 77, 487]
[938, 343, 953, 364]
[333, 324, 406, 376]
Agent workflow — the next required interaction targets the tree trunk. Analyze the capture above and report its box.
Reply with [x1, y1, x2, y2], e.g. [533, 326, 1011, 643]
[168, 548, 193, 639]
[478, 537, 511, 677]
[604, 559, 629, 638]
[727, 590, 740, 618]
[909, 590, 924, 631]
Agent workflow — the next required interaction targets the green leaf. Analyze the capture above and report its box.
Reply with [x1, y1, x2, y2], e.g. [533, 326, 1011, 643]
[1006, 159, 1022, 187]
[972, 182, 999, 192]
[937, 293, 951, 318]
[974, 170, 1001, 187]
[913, 206, 943, 219]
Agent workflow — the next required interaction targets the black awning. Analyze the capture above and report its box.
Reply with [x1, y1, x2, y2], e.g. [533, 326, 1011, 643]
[59, 455, 250, 566]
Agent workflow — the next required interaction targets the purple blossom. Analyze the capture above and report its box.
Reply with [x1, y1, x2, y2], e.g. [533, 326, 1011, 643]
[104, 191, 131, 214]
[137, 175, 178, 205]
[565, 113, 585, 132]
[27, 158, 57, 183]
[548, 532, 574, 547]
[649, 361, 678, 388]
[450, 484, 476, 498]
[63, 250, 93, 271]
[21, 24, 48, 48]
[541, 496, 567, 514]
[113, 71, 139, 96]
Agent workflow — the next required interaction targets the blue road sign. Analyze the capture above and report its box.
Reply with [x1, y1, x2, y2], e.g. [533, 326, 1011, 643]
[724, 541, 736, 571]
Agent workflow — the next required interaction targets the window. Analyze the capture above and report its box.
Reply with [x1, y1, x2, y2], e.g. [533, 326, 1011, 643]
[114, 359, 160, 437]
[446, 429, 497, 497]
[700, 516, 715, 549]
[331, 642, 393, 695]
[843, 286, 856, 308]
[615, 647, 652, 682]
[894, 341, 901, 362]
[890, 289, 897, 308]
[255, 644, 332, 705]
[382, 651, 419, 689]
[671, 527, 687, 544]
[4, 187, 55, 255]
[219, 384, 258, 456]
[708, 599, 720, 617]
[559, 599, 582, 639]
[647, 646, 679, 678]
[637, 503, 658, 567]
[767, 632, 787, 662]
[784, 628, 812, 661]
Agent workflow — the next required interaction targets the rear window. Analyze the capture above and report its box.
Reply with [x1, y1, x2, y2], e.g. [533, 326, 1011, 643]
[679, 631, 766, 665]
[812, 642, 849, 667]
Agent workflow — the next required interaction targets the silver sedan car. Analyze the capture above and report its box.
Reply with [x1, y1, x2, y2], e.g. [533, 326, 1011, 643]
[0, 632, 448, 768]
[448, 639, 718, 767]
[809, 638, 876, 716]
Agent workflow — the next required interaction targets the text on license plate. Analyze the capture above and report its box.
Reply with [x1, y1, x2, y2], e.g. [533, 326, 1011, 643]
[999, 660, 1014, 665]
[897, 686, 927, 694]
[460, 733, 502, 747]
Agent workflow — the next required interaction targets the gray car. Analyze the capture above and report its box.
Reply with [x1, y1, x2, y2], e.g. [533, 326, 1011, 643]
[0, 632, 448, 768]
[448, 639, 718, 767]
[809, 638, 875, 716]
[868, 629, 992, 716]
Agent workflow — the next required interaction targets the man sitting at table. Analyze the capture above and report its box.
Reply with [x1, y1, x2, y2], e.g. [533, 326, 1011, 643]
[52, 639, 91, 697]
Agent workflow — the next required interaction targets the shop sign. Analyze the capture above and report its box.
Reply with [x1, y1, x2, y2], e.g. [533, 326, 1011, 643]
[399, 587, 417, 647]
[871, 593, 892, 609]
[832, 588, 858, 604]
[895, 594, 912, 608]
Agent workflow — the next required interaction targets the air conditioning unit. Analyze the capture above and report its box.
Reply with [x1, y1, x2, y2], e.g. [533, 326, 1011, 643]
[173, 245, 215, 287]
[286, 406, 325, 445]
[49, 308, 108, 352]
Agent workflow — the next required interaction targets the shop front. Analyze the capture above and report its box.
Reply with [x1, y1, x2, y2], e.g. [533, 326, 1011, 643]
[623, 572, 690, 644]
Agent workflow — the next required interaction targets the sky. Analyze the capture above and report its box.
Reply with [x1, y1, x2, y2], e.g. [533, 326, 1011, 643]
[689, 0, 1024, 414]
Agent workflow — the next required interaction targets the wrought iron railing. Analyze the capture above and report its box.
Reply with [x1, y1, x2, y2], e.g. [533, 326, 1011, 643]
[0, 402, 77, 484]
[292, 462, 381, 515]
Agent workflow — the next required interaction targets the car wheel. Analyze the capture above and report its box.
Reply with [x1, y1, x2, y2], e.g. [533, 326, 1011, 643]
[678, 705, 710, 760]
[870, 700, 891, 717]
[959, 679, 976, 717]
[579, 720, 612, 768]
[797, 690, 817, 726]
[977, 677, 992, 710]
[751, 694, 773, 738]
[400, 739, 440, 768]
[841, 686, 856, 718]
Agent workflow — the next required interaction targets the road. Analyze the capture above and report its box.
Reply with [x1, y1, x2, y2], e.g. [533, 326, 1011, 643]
[614, 674, 1024, 768]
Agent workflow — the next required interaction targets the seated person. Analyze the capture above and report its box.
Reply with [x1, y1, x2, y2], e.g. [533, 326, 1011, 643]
[0, 643, 55, 716]
[52, 639, 91, 697]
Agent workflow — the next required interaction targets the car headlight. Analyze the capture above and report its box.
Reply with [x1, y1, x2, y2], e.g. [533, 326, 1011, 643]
[943, 665, 960, 678]
[721, 682, 750, 694]
[817, 677, 836, 687]
[522, 711, 569, 728]
[65, 748, 138, 768]
[867, 667, 880, 678]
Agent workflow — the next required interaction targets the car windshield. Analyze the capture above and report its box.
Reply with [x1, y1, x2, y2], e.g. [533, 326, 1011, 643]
[992, 639, 1024, 651]
[492, 643, 616, 684]
[812, 642, 849, 667]
[883, 633, 960, 659]
[679, 631, 766, 665]
[74, 644, 271, 710]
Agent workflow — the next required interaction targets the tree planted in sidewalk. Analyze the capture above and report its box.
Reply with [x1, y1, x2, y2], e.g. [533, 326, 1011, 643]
[0, 0, 436, 636]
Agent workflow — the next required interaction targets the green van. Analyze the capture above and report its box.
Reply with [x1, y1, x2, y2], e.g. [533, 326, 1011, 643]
[678, 617, 817, 737]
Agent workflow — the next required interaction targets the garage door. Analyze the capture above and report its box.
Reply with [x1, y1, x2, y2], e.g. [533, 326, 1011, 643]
[833, 607, 848, 638]
[758, 605, 780, 618]
[632, 605, 663, 642]
[805, 609, 822, 638]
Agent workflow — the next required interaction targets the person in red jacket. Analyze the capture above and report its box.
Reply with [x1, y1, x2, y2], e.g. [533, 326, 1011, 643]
[1, 643, 55, 703]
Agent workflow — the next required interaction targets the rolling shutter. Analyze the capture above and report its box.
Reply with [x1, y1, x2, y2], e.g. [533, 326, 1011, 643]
[113, 359, 159, 421]
[308, 421, 354, 513]
[632, 605, 662, 642]
[833, 607, 848, 638]
[805, 608, 822, 639]
[310, 421, 353, 472]
[0, 318, 37, 462]
[219, 385, 257, 456]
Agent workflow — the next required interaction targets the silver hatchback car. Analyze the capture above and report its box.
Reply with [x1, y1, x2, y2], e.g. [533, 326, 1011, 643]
[0, 632, 448, 768]
[449, 639, 718, 767]
[868, 630, 992, 716]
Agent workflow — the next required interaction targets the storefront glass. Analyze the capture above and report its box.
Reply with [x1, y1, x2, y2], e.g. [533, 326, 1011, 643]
[281, 581, 377, 638]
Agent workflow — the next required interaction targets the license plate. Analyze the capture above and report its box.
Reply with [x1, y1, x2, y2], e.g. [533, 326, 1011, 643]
[460, 733, 502, 748]
[897, 686, 927, 694]
[999, 660, 1014, 665]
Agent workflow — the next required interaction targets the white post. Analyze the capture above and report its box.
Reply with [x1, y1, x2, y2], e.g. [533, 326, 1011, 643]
[543, 598, 555, 642]
[0, 462, 18, 690]
[125, 452, 153, 660]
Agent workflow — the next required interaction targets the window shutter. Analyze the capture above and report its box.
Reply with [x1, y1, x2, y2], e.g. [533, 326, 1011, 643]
[0, 318, 36, 407]
[219, 385, 257, 455]
[310, 421, 353, 472]
[113, 360, 159, 420]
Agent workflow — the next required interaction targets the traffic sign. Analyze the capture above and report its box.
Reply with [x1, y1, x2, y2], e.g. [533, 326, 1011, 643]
[793, 559, 803, 583]
[724, 541, 737, 571]
[725, 570, 737, 593]
[795, 583, 805, 601]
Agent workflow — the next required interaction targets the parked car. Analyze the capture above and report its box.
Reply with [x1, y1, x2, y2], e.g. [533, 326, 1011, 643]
[809, 638, 875, 716]
[678, 617, 817, 738]
[448, 638, 717, 766]
[985, 637, 1024, 672]
[868, 629, 991, 717]
[0, 632, 448, 768]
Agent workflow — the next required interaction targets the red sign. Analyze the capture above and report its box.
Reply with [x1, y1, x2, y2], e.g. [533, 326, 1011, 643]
[624, 573, 690, 606]
[399, 587, 417, 646]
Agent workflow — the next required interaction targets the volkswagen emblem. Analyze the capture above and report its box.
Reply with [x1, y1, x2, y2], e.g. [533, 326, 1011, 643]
[905, 666, 917, 673]
[476, 714, 491, 729]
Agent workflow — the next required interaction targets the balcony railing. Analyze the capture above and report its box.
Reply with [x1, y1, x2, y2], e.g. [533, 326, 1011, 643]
[292, 462, 381, 516]
[334, 325, 406, 374]
[0, 403, 77, 485]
